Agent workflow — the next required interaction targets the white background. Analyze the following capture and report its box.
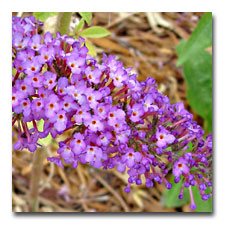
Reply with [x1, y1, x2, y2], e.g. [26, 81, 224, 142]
[1, 0, 223, 224]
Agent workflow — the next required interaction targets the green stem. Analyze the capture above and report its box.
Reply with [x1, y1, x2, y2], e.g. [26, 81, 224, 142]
[29, 147, 46, 212]
[55, 12, 72, 35]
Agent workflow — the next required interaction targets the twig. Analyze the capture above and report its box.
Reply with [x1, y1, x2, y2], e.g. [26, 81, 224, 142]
[90, 169, 130, 212]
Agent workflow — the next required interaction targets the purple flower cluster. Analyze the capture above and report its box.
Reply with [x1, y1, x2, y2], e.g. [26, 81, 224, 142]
[12, 16, 212, 210]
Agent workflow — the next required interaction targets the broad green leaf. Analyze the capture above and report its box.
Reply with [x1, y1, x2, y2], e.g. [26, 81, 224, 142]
[163, 177, 189, 208]
[177, 12, 212, 66]
[79, 26, 111, 38]
[182, 51, 212, 132]
[78, 12, 92, 26]
[33, 12, 58, 22]
[192, 186, 212, 212]
[85, 41, 97, 57]
[176, 37, 212, 133]
[176, 39, 188, 57]
[75, 18, 85, 34]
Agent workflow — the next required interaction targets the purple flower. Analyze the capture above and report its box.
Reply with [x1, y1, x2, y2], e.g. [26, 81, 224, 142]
[17, 49, 35, 62]
[44, 94, 60, 119]
[95, 103, 110, 119]
[66, 54, 86, 74]
[84, 115, 104, 132]
[23, 57, 42, 76]
[96, 132, 112, 146]
[29, 34, 43, 51]
[57, 145, 74, 163]
[38, 46, 54, 64]
[84, 88, 102, 109]
[16, 80, 35, 98]
[85, 66, 102, 84]
[70, 133, 86, 155]
[107, 107, 125, 126]
[31, 98, 44, 112]
[73, 105, 91, 125]
[110, 68, 128, 88]
[173, 157, 190, 177]
[143, 94, 158, 112]
[128, 103, 145, 122]
[14, 98, 31, 117]
[57, 77, 69, 96]
[13, 32, 29, 50]
[122, 149, 142, 168]
[156, 126, 175, 148]
[61, 95, 78, 112]
[85, 146, 103, 168]
[26, 74, 44, 88]
[66, 85, 86, 105]
[54, 110, 68, 132]
[43, 71, 57, 90]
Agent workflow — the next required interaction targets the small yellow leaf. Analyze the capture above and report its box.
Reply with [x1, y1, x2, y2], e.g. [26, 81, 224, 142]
[85, 41, 97, 57]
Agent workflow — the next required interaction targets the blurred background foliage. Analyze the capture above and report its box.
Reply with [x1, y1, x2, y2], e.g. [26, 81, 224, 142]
[12, 12, 212, 212]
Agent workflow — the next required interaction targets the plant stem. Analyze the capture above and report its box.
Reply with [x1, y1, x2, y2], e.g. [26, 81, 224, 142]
[55, 12, 72, 35]
[29, 147, 46, 212]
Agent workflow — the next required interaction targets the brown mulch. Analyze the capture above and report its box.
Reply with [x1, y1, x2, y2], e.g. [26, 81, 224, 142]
[12, 12, 205, 212]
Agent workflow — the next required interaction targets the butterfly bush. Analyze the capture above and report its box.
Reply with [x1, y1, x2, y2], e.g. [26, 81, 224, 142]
[12, 16, 212, 210]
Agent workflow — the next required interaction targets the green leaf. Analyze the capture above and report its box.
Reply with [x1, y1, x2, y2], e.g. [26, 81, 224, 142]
[177, 12, 212, 66]
[78, 12, 92, 26]
[163, 177, 189, 208]
[12, 68, 17, 76]
[37, 119, 53, 146]
[79, 26, 111, 38]
[33, 12, 58, 22]
[182, 51, 212, 132]
[75, 18, 85, 34]
[192, 186, 212, 212]
[85, 41, 97, 57]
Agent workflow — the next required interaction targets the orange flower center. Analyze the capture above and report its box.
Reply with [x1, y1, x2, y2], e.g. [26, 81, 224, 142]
[21, 85, 27, 91]
[109, 113, 114, 118]
[23, 102, 28, 107]
[159, 135, 164, 139]
[33, 77, 38, 82]
[37, 102, 41, 107]
[58, 115, 64, 119]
